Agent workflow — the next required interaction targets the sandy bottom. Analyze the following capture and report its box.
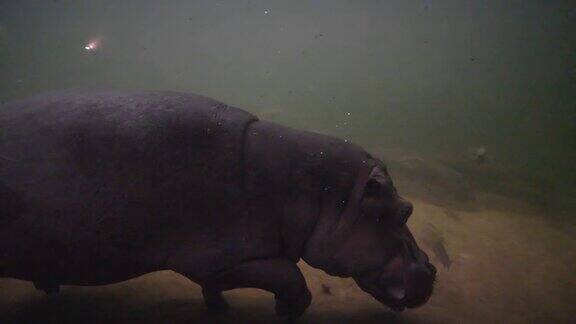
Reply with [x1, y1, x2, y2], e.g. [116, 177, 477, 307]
[2, 193, 575, 324]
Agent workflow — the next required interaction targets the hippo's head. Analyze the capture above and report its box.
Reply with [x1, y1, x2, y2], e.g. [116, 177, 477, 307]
[303, 160, 436, 312]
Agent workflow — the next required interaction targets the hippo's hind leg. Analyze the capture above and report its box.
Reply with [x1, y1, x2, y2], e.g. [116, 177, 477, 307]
[195, 258, 312, 319]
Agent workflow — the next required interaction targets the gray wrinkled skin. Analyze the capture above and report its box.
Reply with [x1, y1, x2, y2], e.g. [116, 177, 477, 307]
[0, 90, 435, 318]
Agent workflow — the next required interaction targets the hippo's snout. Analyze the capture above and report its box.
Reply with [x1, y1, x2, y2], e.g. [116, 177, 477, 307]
[400, 261, 436, 308]
[354, 243, 436, 312]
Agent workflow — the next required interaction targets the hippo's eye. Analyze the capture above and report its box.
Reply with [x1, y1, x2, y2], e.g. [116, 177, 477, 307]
[364, 178, 381, 197]
[380, 183, 397, 198]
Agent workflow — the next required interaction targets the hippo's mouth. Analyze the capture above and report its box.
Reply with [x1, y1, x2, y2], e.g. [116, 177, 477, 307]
[354, 250, 437, 312]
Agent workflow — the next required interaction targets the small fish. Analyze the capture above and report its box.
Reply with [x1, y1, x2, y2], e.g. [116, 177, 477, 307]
[431, 240, 452, 269]
[420, 223, 452, 269]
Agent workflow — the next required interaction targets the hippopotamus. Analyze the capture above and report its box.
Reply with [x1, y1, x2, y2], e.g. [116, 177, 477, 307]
[0, 90, 436, 317]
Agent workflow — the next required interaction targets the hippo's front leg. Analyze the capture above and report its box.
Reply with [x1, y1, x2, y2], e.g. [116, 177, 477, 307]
[200, 258, 312, 318]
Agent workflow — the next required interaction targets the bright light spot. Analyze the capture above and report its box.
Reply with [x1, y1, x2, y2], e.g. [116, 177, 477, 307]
[83, 39, 100, 52]
[346, 112, 351, 116]
[264, 10, 269, 14]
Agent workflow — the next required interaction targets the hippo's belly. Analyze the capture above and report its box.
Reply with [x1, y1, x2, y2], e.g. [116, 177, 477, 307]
[0, 90, 266, 283]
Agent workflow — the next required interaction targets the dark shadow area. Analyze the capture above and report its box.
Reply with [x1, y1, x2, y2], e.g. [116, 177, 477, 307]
[0, 294, 419, 324]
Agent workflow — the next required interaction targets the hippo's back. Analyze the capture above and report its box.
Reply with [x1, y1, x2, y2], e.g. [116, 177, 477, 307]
[0, 90, 258, 282]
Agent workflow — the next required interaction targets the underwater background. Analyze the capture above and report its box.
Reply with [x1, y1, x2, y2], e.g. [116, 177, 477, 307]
[1, 1, 575, 323]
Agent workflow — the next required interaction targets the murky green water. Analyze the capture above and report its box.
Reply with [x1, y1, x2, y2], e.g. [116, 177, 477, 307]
[1, 1, 575, 323]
